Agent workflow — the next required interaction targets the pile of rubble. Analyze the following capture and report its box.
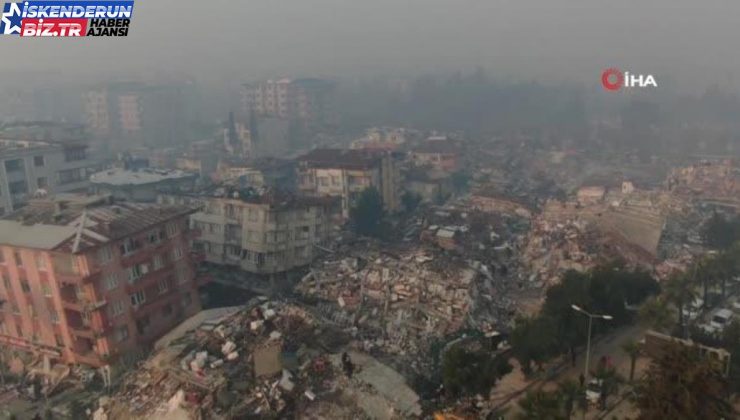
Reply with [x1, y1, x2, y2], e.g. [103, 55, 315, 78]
[103, 298, 422, 420]
[295, 242, 519, 383]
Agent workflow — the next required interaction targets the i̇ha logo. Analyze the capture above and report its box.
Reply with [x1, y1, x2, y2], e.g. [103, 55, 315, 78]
[601, 68, 657, 91]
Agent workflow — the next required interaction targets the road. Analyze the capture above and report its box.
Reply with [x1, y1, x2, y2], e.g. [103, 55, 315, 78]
[495, 324, 648, 419]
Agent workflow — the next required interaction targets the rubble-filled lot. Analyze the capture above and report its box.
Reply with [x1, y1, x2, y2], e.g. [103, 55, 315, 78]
[102, 298, 421, 420]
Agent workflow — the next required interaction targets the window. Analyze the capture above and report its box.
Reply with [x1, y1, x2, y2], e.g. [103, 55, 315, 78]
[110, 300, 124, 317]
[2, 274, 9, 290]
[153, 255, 163, 270]
[8, 180, 27, 195]
[28, 305, 36, 318]
[104, 273, 119, 290]
[129, 290, 146, 306]
[127, 264, 147, 283]
[172, 247, 183, 261]
[57, 168, 84, 185]
[119, 238, 140, 256]
[166, 223, 178, 237]
[114, 325, 129, 342]
[41, 282, 52, 297]
[177, 267, 188, 284]
[157, 278, 168, 294]
[33, 156, 45, 167]
[49, 309, 59, 324]
[148, 230, 162, 245]
[35, 254, 47, 271]
[4, 159, 23, 172]
[36, 177, 48, 188]
[15, 325, 23, 337]
[97, 247, 112, 264]
[136, 315, 151, 335]
[181, 292, 192, 308]
[54, 334, 63, 347]
[11, 303, 19, 315]
[14, 251, 23, 267]
[63, 147, 86, 162]
[20, 279, 30, 293]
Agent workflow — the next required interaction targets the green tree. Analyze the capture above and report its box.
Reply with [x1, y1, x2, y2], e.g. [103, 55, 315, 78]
[510, 315, 559, 375]
[634, 343, 734, 420]
[401, 191, 422, 213]
[703, 212, 740, 250]
[638, 296, 675, 333]
[557, 379, 581, 419]
[451, 170, 471, 194]
[441, 345, 512, 397]
[621, 340, 641, 382]
[663, 272, 696, 333]
[517, 389, 565, 420]
[349, 187, 385, 237]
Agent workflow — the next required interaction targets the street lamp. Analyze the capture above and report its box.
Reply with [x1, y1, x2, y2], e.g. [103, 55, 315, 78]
[571, 304, 612, 382]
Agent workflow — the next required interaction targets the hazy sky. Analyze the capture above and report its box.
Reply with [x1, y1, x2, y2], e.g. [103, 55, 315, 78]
[2, 0, 739, 90]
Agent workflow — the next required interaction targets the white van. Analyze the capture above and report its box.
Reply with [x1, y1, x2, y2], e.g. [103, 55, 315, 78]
[710, 309, 733, 331]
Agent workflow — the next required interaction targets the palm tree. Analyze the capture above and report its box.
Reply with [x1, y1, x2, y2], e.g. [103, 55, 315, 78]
[638, 296, 674, 333]
[621, 340, 641, 382]
[558, 379, 581, 419]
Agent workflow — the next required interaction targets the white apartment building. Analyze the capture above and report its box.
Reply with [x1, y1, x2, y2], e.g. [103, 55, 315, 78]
[0, 139, 95, 215]
[159, 189, 340, 275]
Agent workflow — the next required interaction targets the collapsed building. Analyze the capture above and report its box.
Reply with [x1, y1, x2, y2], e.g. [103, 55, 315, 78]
[103, 299, 422, 419]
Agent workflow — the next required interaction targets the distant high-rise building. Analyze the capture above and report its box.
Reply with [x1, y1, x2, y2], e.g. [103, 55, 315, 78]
[84, 82, 194, 149]
[241, 78, 336, 129]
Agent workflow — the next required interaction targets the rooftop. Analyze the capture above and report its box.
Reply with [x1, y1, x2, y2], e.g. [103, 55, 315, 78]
[90, 167, 196, 186]
[412, 139, 462, 155]
[297, 148, 391, 170]
[0, 194, 197, 252]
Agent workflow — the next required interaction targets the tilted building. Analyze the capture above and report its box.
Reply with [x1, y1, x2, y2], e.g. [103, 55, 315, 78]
[0, 194, 202, 367]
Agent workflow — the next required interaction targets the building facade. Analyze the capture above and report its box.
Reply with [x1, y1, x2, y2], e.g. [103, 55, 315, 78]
[241, 78, 335, 128]
[0, 195, 202, 367]
[84, 82, 193, 149]
[0, 139, 94, 215]
[160, 189, 339, 275]
[296, 149, 402, 219]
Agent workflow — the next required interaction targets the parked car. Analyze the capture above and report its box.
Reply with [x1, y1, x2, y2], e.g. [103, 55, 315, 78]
[710, 308, 733, 331]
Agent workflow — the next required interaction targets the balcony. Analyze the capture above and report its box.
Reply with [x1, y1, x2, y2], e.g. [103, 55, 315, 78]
[190, 251, 206, 264]
[120, 249, 151, 267]
[61, 298, 85, 312]
[55, 270, 100, 286]
[69, 325, 95, 339]
[74, 351, 105, 367]
[184, 228, 202, 240]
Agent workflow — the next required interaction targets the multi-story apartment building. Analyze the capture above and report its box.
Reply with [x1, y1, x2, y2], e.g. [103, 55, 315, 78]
[0, 194, 202, 367]
[241, 78, 335, 128]
[409, 138, 463, 173]
[0, 139, 95, 215]
[159, 188, 339, 275]
[84, 82, 192, 149]
[296, 148, 402, 219]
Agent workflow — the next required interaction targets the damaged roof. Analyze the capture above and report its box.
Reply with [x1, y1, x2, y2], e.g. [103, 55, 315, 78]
[1, 195, 197, 252]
